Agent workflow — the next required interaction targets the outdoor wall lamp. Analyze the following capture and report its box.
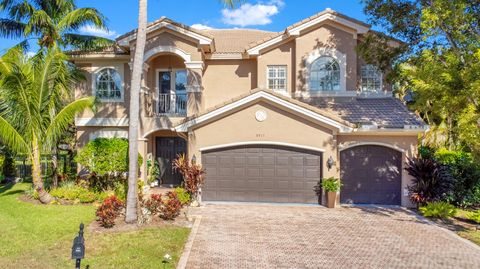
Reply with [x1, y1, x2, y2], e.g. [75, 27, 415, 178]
[192, 154, 197, 164]
[326, 156, 335, 170]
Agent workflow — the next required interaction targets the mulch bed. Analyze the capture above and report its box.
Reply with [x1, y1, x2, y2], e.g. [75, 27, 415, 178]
[87, 207, 194, 233]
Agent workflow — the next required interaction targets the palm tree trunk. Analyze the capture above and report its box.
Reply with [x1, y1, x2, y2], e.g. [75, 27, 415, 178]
[125, 0, 148, 223]
[32, 137, 52, 204]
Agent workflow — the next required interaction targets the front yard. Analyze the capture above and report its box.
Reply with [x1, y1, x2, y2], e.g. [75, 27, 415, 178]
[0, 183, 190, 269]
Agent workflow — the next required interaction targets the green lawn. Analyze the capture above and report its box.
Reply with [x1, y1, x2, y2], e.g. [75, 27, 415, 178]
[0, 183, 190, 268]
[455, 209, 480, 245]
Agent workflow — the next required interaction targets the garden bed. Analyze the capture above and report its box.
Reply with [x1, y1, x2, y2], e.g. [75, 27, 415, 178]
[0, 183, 190, 269]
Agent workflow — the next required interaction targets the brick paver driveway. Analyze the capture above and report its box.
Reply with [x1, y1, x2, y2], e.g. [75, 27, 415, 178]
[185, 203, 480, 269]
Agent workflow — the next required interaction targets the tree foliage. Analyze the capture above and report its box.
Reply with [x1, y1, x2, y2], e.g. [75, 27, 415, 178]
[360, 0, 480, 158]
[0, 0, 113, 51]
[0, 47, 95, 203]
[76, 137, 142, 178]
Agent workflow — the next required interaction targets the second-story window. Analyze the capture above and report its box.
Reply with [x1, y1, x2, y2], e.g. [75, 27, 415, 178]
[309, 56, 340, 91]
[267, 65, 287, 91]
[95, 68, 123, 101]
[361, 65, 382, 93]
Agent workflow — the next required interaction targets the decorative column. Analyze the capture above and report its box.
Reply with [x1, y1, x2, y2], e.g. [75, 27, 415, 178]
[185, 61, 204, 117]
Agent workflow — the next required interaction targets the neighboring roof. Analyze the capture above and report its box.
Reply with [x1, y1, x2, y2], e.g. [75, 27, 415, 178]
[202, 29, 278, 54]
[116, 17, 213, 46]
[303, 97, 426, 129]
[175, 89, 355, 132]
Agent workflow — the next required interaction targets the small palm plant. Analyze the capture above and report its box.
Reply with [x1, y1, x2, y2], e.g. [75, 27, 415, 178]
[0, 48, 95, 203]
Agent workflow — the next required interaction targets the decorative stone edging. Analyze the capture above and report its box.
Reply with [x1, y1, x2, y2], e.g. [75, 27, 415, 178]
[176, 215, 202, 269]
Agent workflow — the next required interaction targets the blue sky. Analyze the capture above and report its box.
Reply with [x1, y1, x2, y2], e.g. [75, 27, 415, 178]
[0, 0, 376, 52]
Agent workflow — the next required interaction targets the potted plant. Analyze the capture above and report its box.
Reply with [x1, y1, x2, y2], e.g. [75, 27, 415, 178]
[321, 177, 341, 208]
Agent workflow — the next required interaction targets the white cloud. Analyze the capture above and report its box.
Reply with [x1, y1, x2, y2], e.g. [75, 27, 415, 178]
[25, 51, 36, 58]
[79, 25, 117, 38]
[191, 24, 214, 30]
[221, 0, 284, 27]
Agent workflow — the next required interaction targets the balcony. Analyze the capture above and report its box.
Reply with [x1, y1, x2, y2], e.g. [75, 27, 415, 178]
[151, 93, 187, 117]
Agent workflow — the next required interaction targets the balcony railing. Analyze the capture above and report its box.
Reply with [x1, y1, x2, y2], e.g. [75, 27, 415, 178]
[152, 93, 187, 116]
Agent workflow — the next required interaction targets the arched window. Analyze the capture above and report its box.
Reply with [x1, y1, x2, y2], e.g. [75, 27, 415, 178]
[95, 68, 123, 101]
[309, 56, 340, 91]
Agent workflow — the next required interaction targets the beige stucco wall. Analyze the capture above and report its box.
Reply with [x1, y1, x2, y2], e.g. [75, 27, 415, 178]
[257, 40, 295, 93]
[337, 134, 419, 207]
[139, 30, 203, 61]
[75, 60, 130, 119]
[188, 101, 339, 180]
[295, 23, 357, 92]
[202, 59, 257, 109]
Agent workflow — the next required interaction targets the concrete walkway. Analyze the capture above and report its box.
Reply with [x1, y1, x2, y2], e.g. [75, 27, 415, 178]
[183, 203, 480, 269]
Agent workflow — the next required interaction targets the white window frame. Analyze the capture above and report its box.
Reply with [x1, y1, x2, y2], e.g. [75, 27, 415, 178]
[266, 65, 287, 92]
[155, 68, 188, 95]
[92, 66, 125, 103]
[360, 64, 383, 93]
[301, 47, 348, 97]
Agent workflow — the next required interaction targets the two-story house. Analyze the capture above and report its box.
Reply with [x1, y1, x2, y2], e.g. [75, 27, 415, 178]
[71, 9, 426, 207]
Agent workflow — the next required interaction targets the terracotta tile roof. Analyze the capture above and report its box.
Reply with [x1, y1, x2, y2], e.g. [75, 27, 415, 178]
[302, 97, 426, 128]
[202, 29, 278, 53]
[179, 89, 355, 128]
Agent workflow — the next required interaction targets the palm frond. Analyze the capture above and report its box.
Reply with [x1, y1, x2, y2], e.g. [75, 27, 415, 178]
[44, 97, 95, 148]
[0, 18, 25, 39]
[62, 33, 114, 51]
[221, 0, 244, 8]
[24, 9, 54, 36]
[0, 115, 30, 154]
[7, 0, 35, 21]
[58, 7, 107, 31]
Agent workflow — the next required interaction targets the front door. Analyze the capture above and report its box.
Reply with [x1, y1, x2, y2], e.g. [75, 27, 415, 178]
[155, 137, 187, 186]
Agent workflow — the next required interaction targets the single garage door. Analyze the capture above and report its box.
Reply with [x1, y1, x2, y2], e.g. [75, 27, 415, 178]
[202, 145, 322, 203]
[340, 145, 402, 205]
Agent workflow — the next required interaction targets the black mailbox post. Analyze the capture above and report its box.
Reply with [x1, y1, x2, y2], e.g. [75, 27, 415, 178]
[71, 223, 85, 269]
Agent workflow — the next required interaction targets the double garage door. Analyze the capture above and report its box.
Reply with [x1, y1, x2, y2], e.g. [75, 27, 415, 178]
[202, 144, 402, 205]
[202, 145, 322, 203]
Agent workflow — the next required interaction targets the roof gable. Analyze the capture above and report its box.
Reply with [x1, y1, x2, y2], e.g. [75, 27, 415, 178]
[175, 90, 354, 133]
[117, 17, 214, 48]
[247, 8, 370, 56]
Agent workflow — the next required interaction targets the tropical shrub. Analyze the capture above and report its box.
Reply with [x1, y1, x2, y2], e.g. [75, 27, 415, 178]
[419, 201, 457, 219]
[173, 154, 205, 201]
[160, 191, 182, 220]
[76, 138, 142, 191]
[25, 186, 39, 200]
[321, 177, 342, 192]
[466, 210, 480, 224]
[405, 157, 454, 205]
[434, 148, 480, 207]
[49, 181, 107, 203]
[174, 187, 191, 205]
[147, 157, 160, 184]
[96, 195, 124, 228]
[144, 194, 163, 215]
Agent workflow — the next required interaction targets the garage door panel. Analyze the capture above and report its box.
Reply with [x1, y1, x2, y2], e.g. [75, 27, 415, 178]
[341, 145, 401, 205]
[203, 145, 322, 203]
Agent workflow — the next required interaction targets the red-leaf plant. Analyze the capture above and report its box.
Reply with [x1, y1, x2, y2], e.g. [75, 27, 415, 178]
[159, 191, 182, 220]
[96, 195, 124, 228]
[172, 154, 205, 201]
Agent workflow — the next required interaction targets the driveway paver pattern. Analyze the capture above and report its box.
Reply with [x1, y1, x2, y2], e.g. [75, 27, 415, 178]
[185, 203, 480, 269]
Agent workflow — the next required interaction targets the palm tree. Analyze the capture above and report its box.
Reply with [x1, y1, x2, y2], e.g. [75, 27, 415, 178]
[0, 0, 113, 51]
[0, 47, 95, 203]
[125, 0, 148, 223]
[124, 0, 243, 223]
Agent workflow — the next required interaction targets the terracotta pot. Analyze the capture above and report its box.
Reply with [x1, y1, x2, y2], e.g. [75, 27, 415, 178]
[327, 191, 337, 208]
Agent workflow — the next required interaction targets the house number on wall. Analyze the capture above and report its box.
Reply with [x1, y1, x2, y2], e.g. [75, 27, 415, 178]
[255, 110, 267, 122]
